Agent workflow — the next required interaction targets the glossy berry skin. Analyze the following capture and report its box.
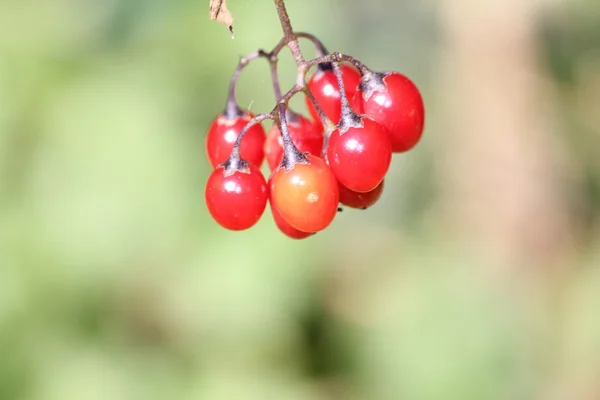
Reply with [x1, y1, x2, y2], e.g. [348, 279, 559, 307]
[326, 117, 392, 193]
[269, 154, 339, 233]
[205, 162, 268, 231]
[264, 114, 323, 171]
[353, 72, 424, 153]
[206, 111, 266, 168]
[271, 205, 313, 239]
[306, 64, 361, 126]
[339, 180, 384, 209]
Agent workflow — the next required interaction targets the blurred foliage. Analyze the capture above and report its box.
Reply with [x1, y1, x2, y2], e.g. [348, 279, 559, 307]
[1, 0, 600, 399]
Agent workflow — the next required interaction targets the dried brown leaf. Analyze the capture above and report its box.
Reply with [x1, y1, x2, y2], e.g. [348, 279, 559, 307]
[209, 0, 234, 37]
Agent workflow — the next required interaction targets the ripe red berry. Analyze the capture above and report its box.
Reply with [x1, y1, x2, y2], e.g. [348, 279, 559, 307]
[271, 205, 314, 239]
[353, 71, 424, 153]
[264, 112, 323, 171]
[339, 180, 384, 209]
[269, 154, 339, 233]
[206, 111, 266, 168]
[306, 63, 361, 126]
[205, 161, 268, 231]
[326, 116, 392, 193]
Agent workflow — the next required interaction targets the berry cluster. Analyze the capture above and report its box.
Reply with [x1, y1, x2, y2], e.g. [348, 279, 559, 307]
[204, 11, 424, 239]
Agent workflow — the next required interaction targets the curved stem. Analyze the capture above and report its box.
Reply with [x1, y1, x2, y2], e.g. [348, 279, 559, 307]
[308, 52, 371, 76]
[230, 113, 274, 159]
[224, 50, 270, 118]
[228, 34, 301, 105]
[296, 32, 329, 56]
[226, 49, 369, 124]
[224, 62, 244, 118]
[277, 84, 304, 107]
[296, 32, 335, 73]
[270, 36, 289, 57]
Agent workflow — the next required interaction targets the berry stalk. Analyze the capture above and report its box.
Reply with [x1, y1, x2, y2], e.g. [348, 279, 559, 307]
[296, 32, 328, 57]
[331, 60, 362, 131]
[309, 52, 371, 76]
[267, 54, 283, 101]
[276, 103, 309, 171]
[303, 87, 335, 158]
[304, 88, 334, 131]
[229, 113, 273, 158]
[224, 50, 270, 118]
[273, 0, 304, 66]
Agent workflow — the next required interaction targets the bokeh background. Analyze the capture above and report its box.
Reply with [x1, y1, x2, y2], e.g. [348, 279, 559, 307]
[2, 0, 600, 399]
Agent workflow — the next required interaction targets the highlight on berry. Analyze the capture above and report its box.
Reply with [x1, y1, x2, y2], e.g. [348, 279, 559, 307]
[204, 0, 425, 239]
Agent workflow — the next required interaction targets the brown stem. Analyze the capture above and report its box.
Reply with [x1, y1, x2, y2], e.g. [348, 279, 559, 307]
[273, 0, 304, 66]
[277, 84, 304, 107]
[277, 103, 309, 171]
[224, 50, 270, 118]
[331, 60, 362, 131]
[304, 88, 333, 130]
[331, 61, 350, 112]
[296, 32, 329, 56]
[303, 87, 335, 159]
[226, 49, 368, 124]
[270, 36, 289, 56]
[230, 113, 274, 158]
[224, 66, 243, 118]
[268, 56, 283, 101]
[309, 52, 371, 75]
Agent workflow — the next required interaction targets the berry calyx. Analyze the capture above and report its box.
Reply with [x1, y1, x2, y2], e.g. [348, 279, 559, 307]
[353, 71, 425, 152]
[271, 205, 314, 239]
[205, 110, 266, 168]
[205, 156, 268, 231]
[339, 180, 384, 209]
[264, 109, 323, 171]
[306, 63, 361, 127]
[270, 153, 339, 233]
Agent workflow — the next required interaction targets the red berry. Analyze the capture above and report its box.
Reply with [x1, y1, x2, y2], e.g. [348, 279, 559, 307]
[306, 63, 361, 126]
[271, 205, 313, 239]
[205, 111, 266, 168]
[269, 154, 339, 233]
[326, 116, 392, 193]
[339, 180, 384, 209]
[205, 161, 268, 231]
[264, 113, 323, 171]
[353, 72, 424, 153]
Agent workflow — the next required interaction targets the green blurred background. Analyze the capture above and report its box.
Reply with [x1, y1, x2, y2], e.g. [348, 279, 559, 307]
[2, 0, 600, 399]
